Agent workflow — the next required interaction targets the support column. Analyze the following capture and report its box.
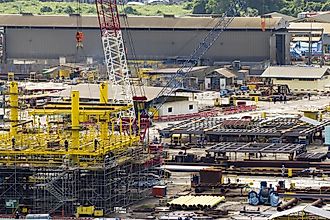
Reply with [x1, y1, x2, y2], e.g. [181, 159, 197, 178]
[100, 81, 108, 103]
[71, 90, 80, 150]
[100, 82, 108, 144]
[9, 81, 18, 139]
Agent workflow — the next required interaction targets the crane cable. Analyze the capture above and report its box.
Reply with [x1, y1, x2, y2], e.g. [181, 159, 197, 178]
[75, 0, 87, 62]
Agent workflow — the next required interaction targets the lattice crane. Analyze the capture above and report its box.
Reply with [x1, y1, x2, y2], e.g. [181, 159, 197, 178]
[151, 0, 243, 112]
[95, 0, 149, 140]
[95, 0, 135, 117]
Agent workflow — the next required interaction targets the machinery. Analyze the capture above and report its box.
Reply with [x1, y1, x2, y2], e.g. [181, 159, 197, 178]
[248, 181, 280, 207]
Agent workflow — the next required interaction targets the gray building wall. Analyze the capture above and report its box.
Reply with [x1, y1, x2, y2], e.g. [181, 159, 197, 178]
[3, 27, 286, 64]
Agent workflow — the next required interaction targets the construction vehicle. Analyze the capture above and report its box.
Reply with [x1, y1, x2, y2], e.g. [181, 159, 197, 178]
[76, 206, 103, 218]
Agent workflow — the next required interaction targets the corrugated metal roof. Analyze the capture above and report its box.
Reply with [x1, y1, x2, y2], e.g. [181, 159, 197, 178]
[261, 66, 329, 79]
[213, 68, 237, 78]
[299, 116, 321, 126]
[289, 22, 330, 34]
[265, 12, 296, 22]
[52, 83, 165, 101]
[146, 66, 209, 75]
[0, 14, 286, 30]
[295, 12, 330, 23]
[51, 83, 195, 101]
[268, 205, 330, 219]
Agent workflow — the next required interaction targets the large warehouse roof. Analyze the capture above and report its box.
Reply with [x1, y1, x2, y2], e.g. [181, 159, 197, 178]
[261, 66, 329, 79]
[0, 14, 286, 30]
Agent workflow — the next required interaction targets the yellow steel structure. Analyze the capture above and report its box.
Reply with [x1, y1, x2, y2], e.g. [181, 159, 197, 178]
[0, 81, 140, 167]
[100, 82, 109, 145]
[71, 90, 80, 150]
[9, 81, 18, 139]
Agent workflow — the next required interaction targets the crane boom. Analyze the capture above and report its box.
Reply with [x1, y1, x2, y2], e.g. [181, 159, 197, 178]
[95, 0, 150, 140]
[95, 0, 133, 110]
[152, 0, 242, 109]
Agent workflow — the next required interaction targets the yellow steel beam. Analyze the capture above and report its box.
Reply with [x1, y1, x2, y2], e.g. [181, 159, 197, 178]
[100, 82, 109, 146]
[71, 90, 80, 150]
[28, 106, 132, 116]
[44, 104, 126, 110]
[0, 136, 139, 157]
[100, 81, 108, 104]
[9, 81, 18, 139]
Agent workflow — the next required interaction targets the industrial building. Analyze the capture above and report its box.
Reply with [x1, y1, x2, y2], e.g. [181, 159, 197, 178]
[0, 14, 290, 71]
[261, 66, 330, 93]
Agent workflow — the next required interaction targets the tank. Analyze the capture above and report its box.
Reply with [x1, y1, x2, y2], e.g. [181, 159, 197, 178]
[248, 191, 259, 206]
[325, 126, 330, 145]
[260, 181, 267, 188]
[269, 191, 280, 207]
[258, 187, 270, 205]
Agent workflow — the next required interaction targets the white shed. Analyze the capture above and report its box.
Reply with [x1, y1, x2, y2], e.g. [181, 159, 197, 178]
[158, 100, 198, 116]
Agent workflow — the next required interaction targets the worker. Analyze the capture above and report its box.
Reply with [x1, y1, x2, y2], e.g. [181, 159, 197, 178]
[94, 139, 98, 151]
[308, 92, 311, 100]
[283, 95, 287, 104]
[11, 137, 15, 150]
[64, 140, 69, 151]
[15, 211, 19, 219]
[281, 165, 286, 177]
[153, 136, 159, 144]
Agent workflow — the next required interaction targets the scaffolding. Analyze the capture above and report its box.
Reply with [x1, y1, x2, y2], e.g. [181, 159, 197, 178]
[0, 80, 161, 217]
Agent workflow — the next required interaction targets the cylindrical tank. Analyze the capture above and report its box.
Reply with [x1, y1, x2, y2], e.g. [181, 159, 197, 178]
[258, 187, 269, 205]
[248, 191, 259, 206]
[269, 191, 280, 207]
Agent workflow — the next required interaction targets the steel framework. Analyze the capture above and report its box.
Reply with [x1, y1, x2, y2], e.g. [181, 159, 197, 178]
[0, 145, 162, 216]
[0, 27, 4, 63]
[95, 0, 134, 116]
[0, 81, 161, 217]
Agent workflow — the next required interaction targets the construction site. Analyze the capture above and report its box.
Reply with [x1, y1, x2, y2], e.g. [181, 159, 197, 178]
[3, 0, 330, 220]
[0, 80, 162, 218]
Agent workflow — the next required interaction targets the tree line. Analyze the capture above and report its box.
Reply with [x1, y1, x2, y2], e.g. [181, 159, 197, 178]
[191, 0, 330, 17]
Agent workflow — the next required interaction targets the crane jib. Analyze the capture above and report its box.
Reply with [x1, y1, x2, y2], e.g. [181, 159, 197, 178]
[151, 0, 242, 113]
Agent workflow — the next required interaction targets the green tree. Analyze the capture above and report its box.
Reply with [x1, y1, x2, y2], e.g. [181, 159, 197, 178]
[124, 6, 140, 15]
[63, 5, 74, 14]
[244, 7, 258, 17]
[40, 6, 53, 13]
[205, 0, 231, 14]
[321, 2, 330, 11]
[192, 0, 207, 14]
[183, 2, 194, 10]
[245, 0, 285, 14]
